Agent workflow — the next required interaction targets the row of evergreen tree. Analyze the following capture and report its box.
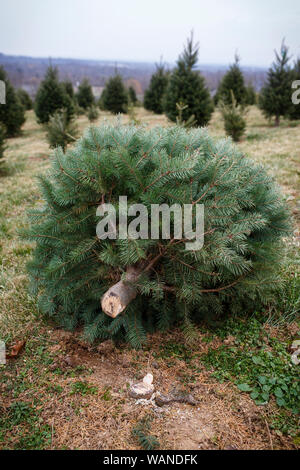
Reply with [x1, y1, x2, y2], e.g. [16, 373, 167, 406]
[0, 63, 140, 159]
[34, 66, 139, 125]
[0, 35, 299, 158]
[144, 36, 300, 127]
[0, 62, 138, 137]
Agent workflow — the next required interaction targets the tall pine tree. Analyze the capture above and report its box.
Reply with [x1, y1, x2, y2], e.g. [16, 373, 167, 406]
[259, 41, 292, 126]
[144, 63, 169, 114]
[76, 78, 94, 110]
[0, 67, 26, 137]
[215, 55, 247, 105]
[35, 66, 74, 124]
[164, 34, 213, 126]
[102, 74, 128, 114]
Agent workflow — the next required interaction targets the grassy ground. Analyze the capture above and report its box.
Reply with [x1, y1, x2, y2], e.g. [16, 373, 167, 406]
[0, 107, 299, 450]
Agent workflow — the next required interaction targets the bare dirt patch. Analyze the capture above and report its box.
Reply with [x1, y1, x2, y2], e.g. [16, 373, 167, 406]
[15, 329, 292, 450]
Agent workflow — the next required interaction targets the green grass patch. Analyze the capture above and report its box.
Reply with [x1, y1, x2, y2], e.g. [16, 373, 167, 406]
[246, 133, 265, 141]
[201, 316, 300, 416]
[70, 381, 98, 396]
[0, 399, 52, 450]
[156, 341, 195, 362]
[13, 424, 52, 450]
[101, 386, 112, 401]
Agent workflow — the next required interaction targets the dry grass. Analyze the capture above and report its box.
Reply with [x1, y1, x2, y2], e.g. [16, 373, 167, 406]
[0, 107, 299, 450]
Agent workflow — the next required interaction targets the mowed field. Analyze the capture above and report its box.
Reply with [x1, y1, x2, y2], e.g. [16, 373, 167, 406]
[0, 107, 299, 450]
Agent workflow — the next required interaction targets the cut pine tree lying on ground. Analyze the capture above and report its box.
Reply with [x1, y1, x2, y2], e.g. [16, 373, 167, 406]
[23, 124, 291, 348]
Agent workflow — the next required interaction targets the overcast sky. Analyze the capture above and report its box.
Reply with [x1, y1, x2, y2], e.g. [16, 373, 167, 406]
[1, 0, 299, 67]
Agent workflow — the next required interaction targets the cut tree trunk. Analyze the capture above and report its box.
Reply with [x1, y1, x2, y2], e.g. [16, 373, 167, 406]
[101, 246, 172, 317]
[101, 266, 142, 318]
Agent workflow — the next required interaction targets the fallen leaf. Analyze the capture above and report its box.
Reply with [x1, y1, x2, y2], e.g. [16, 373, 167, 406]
[6, 340, 26, 359]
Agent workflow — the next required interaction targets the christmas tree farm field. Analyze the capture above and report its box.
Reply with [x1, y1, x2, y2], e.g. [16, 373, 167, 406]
[0, 107, 299, 450]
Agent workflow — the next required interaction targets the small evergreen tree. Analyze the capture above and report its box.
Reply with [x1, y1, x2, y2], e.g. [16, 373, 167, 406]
[76, 78, 94, 110]
[75, 104, 86, 116]
[128, 86, 138, 104]
[62, 80, 74, 100]
[144, 63, 169, 114]
[98, 92, 105, 110]
[215, 55, 247, 106]
[0, 124, 7, 160]
[289, 58, 300, 120]
[127, 102, 141, 125]
[175, 102, 196, 128]
[0, 67, 26, 137]
[164, 34, 213, 126]
[24, 124, 290, 347]
[220, 91, 247, 142]
[17, 89, 33, 110]
[35, 66, 74, 124]
[46, 110, 78, 152]
[87, 105, 99, 122]
[259, 41, 292, 126]
[245, 84, 257, 105]
[102, 74, 128, 114]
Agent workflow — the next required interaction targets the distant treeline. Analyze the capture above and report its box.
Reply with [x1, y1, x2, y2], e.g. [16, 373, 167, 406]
[0, 52, 267, 98]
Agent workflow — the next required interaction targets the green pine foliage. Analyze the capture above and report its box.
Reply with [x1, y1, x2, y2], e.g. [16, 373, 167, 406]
[62, 80, 75, 100]
[0, 123, 7, 160]
[17, 89, 33, 110]
[23, 124, 290, 348]
[127, 102, 141, 125]
[175, 102, 197, 128]
[220, 91, 247, 142]
[289, 58, 300, 120]
[0, 67, 26, 137]
[215, 55, 247, 106]
[128, 86, 138, 104]
[45, 110, 78, 152]
[164, 34, 213, 126]
[87, 105, 99, 122]
[132, 418, 160, 450]
[98, 97, 104, 111]
[245, 84, 257, 105]
[35, 66, 74, 124]
[259, 41, 293, 126]
[75, 104, 86, 116]
[102, 75, 128, 114]
[76, 78, 94, 110]
[98, 93, 106, 111]
[144, 64, 169, 114]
